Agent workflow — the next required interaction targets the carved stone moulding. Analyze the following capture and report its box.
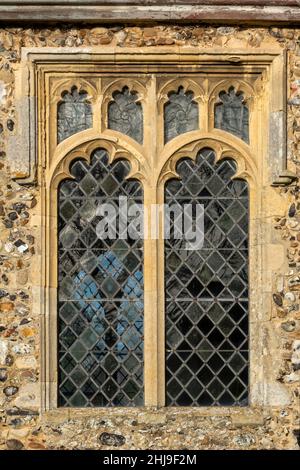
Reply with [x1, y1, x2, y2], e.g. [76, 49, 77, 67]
[9, 45, 292, 411]
[9, 47, 293, 187]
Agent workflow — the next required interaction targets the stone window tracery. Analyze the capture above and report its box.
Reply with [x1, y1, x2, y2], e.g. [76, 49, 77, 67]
[55, 78, 251, 407]
[34, 54, 270, 410]
[57, 86, 93, 143]
[164, 86, 199, 143]
[214, 86, 249, 143]
[108, 86, 143, 144]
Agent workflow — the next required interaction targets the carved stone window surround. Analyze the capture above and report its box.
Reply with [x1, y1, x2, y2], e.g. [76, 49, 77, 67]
[11, 47, 290, 411]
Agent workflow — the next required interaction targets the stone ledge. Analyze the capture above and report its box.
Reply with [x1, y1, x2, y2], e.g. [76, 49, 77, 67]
[0, 4, 300, 24]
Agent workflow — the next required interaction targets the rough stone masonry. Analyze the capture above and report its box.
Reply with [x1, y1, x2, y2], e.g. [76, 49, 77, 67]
[0, 24, 300, 450]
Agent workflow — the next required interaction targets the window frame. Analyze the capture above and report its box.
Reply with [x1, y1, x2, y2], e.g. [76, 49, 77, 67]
[12, 47, 288, 411]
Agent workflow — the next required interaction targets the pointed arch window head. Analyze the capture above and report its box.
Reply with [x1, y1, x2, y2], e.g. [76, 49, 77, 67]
[214, 87, 249, 143]
[108, 86, 143, 144]
[57, 86, 93, 144]
[164, 86, 199, 144]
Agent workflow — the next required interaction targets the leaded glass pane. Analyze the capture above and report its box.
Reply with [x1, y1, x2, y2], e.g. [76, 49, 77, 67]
[108, 86, 143, 144]
[57, 86, 93, 143]
[214, 87, 249, 143]
[165, 148, 249, 406]
[164, 86, 198, 143]
[58, 149, 144, 407]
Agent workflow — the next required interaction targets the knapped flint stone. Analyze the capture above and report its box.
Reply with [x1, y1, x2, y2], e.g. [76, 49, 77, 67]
[273, 293, 283, 307]
[0, 289, 8, 298]
[5, 354, 14, 366]
[289, 203, 296, 217]
[6, 438, 24, 450]
[234, 434, 255, 447]
[17, 291, 29, 300]
[281, 321, 296, 332]
[292, 340, 300, 371]
[6, 406, 39, 416]
[7, 119, 14, 132]
[26, 235, 34, 245]
[3, 219, 13, 228]
[0, 368, 8, 382]
[99, 432, 126, 447]
[14, 239, 25, 247]
[3, 385, 18, 396]
[9, 418, 23, 427]
[293, 429, 300, 447]
[8, 211, 18, 221]
[12, 203, 26, 214]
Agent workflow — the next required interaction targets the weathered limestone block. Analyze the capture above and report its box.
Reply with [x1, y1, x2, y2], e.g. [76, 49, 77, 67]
[15, 355, 37, 369]
[0, 339, 8, 365]
[12, 383, 39, 409]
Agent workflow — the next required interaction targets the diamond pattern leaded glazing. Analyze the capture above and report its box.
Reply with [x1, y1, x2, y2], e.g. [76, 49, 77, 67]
[165, 148, 249, 406]
[58, 149, 144, 407]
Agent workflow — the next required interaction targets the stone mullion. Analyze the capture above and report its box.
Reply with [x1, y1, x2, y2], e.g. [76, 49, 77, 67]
[143, 185, 164, 407]
[156, 183, 167, 407]
[200, 78, 209, 133]
[143, 74, 166, 406]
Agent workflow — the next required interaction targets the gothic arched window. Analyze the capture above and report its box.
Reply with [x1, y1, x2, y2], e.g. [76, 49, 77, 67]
[50, 74, 254, 409]
[58, 150, 144, 407]
[165, 149, 248, 406]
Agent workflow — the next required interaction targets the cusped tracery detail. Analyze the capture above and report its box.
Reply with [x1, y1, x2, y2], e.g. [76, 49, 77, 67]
[108, 86, 143, 144]
[214, 87, 249, 143]
[164, 86, 199, 144]
[57, 86, 93, 143]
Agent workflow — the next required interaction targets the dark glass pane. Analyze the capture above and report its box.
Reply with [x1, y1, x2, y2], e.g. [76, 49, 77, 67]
[214, 86, 249, 143]
[164, 86, 198, 143]
[58, 149, 144, 407]
[108, 86, 143, 144]
[165, 148, 249, 406]
[57, 86, 92, 143]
